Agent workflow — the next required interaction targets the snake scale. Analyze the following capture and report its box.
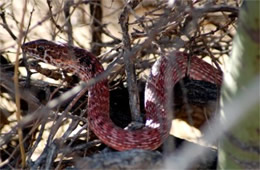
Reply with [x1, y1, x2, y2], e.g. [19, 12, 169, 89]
[22, 39, 222, 151]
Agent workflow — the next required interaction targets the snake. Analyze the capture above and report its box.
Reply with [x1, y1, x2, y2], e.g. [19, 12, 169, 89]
[21, 39, 222, 151]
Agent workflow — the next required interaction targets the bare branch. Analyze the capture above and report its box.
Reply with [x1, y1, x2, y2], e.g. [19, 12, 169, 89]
[119, 0, 142, 123]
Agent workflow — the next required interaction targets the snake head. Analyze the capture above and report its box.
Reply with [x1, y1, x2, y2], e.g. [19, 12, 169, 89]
[22, 39, 104, 79]
[22, 39, 80, 72]
[22, 39, 53, 59]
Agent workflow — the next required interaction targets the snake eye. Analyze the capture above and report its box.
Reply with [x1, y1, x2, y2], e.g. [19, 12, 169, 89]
[36, 46, 45, 55]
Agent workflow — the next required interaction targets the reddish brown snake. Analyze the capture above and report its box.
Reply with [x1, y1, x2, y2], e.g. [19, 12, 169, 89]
[22, 39, 222, 150]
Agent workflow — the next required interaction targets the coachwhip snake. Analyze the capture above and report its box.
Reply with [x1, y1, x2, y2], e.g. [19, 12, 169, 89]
[21, 39, 222, 151]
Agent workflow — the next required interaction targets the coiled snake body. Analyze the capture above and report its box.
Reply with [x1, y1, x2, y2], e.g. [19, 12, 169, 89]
[22, 39, 222, 151]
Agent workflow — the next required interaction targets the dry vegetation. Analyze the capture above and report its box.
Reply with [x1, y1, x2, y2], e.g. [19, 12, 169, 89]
[0, 0, 240, 169]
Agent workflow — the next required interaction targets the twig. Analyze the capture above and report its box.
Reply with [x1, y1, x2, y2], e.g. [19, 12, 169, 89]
[45, 86, 88, 147]
[0, 70, 40, 109]
[26, 119, 47, 163]
[64, 0, 74, 45]
[45, 141, 58, 169]
[31, 146, 48, 168]
[13, 0, 28, 167]
[119, 0, 142, 123]
[56, 123, 89, 170]
[46, 0, 62, 31]
[90, 0, 103, 56]
[61, 103, 87, 140]
[70, 140, 101, 151]
[194, 5, 239, 16]
[22, 8, 35, 87]
[201, 38, 222, 71]
[0, 11, 17, 40]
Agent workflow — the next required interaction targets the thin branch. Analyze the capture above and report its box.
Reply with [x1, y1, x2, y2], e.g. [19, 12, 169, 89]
[46, 0, 62, 31]
[0, 11, 17, 40]
[119, 0, 142, 123]
[0, 70, 40, 109]
[194, 5, 239, 16]
[90, 0, 103, 56]
[14, 0, 28, 167]
[64, 0, 74, 45]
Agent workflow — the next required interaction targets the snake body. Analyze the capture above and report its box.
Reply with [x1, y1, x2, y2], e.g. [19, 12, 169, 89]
[22, 39, 222, 151]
